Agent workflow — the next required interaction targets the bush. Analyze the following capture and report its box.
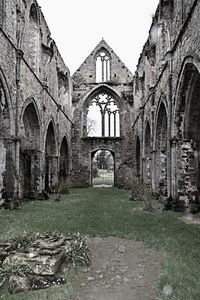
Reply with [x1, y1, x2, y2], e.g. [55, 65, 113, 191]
[129, 175, 156, 212]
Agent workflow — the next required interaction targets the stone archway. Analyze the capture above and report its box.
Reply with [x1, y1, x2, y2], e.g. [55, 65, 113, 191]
[155, 102, 168, 196]
[45, 121, 58, 193]
[20, 101, 41, 199]
[59, 136, 70, 193]
[174, 61, 200, 211]
[91, 149, 115, 187]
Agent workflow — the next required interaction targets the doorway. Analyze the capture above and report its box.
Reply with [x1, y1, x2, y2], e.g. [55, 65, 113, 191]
[91, 150, 114, 187]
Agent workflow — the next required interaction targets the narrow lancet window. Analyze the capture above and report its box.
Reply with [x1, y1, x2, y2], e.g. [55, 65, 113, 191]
[96, 51, 111, 83]
[28, 4, 39, 74]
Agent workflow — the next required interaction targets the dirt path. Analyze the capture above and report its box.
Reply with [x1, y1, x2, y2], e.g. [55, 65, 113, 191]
[70, 237, 163, 300]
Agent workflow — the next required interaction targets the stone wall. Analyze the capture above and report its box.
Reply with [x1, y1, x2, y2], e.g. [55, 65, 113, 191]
[1, 0, 200, 213]
[71, 40, 134, 188]
[0, 0, 72, 208]
[133, 0, 200, 212]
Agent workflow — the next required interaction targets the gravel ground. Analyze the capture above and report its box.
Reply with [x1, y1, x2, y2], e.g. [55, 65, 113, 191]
[70, 236, 163, 300]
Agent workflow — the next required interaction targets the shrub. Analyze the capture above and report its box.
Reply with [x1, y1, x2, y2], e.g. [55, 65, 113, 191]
[129, 175, 156, 212]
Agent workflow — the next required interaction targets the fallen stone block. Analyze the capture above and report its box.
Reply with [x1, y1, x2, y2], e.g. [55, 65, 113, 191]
[9, 276, 31, 294]
[4, 252, 65, 276]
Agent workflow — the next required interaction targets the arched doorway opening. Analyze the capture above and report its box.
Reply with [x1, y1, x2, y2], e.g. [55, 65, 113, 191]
[59, 136, 69, 193]
[20, 102, 41, 199]
[45, 121, 57, 192]
[91, 150, 114, 187]
[175, 61, 200, 211]
[155, 102, 168, 196]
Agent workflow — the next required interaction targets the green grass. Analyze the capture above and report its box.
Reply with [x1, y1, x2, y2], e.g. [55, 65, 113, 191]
[0, 187, 200, 299]
[92, 176, 114, 186]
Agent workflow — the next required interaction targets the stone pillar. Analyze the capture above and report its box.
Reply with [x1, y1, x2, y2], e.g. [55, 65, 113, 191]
[174, 141, 199, 212]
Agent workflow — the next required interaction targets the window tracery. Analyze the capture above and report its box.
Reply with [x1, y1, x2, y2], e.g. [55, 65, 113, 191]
[87, 92, 119, 137]
[96, 51, 111, 82]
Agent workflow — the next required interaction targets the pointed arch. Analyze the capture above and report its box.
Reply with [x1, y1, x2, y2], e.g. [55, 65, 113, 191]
[59, 136, 70, 193]
[173, 57, 200, 210]
[155, 101, 168, 195]
[95, 48, 111, 83]
[174, 57, 200, 140]
[45, 120, 58, 192]
[45, 120, 57, 156]
[83, 85, 122, 138]
[19, 99, 41, 198]
[28, 2, 40, 74]
[20, 99, 41, 150]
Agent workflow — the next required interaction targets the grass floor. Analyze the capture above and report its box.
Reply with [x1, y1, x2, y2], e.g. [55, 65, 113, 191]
[0, 187, 200, 299]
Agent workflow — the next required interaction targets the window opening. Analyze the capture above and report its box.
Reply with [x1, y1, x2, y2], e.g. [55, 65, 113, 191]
[87, 93, 120, 137]
[96, 51, 111, 82]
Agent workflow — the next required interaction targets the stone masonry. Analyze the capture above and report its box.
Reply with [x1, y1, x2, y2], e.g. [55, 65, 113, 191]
[0, 0, 200, 212]
[133, 0, 200, 212]
[0, 0, 72, 208]
[71, 40, 134, 188]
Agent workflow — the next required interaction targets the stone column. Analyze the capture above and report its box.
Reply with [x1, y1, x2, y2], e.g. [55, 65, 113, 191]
[13, 49, 24, 204]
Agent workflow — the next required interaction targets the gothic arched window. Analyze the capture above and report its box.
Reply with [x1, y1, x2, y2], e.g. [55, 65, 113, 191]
[28, 3, 40, 74]
[96, 50, 111, 83]
[87, 92, 120, 137]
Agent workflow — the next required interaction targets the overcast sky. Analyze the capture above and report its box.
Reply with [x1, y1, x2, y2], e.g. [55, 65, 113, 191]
[38, 0, 159, 75]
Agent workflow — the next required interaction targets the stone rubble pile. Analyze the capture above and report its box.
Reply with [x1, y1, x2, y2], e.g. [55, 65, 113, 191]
[0, 233, 90, 294]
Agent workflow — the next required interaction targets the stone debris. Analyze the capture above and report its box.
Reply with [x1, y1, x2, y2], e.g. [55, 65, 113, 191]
[180, 213, 200, 225]
[118, 245, 126, 253]
[0, 233, 90, 294]
[163, 284, 173, 296]
[8, 275, 67, 294]
[3, 252, 65, 276]
[87, 276, 95, 281]
[9, 276, 31, 294]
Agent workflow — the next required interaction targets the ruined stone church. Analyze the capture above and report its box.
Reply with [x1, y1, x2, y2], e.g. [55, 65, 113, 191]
[0, 0, 199, 212]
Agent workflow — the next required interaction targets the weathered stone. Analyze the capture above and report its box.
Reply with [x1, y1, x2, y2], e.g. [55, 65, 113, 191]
[0, 0, 199, 212]
[118, 245, 126, 254]
[0, 233, 89, 294]
[4, 252, 65, 276]
[38, 248, 62, 256]
[9, 276, 31, 294]
[37, 237, 66, 249]
[0, 0, 72, 207]
[0, 251, 8, 260]
[31, 276, 67, 290]
[71, 40, 134, 189]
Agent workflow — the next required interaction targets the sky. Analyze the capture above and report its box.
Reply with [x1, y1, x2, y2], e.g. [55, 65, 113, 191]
[38, 0, 159, 75]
